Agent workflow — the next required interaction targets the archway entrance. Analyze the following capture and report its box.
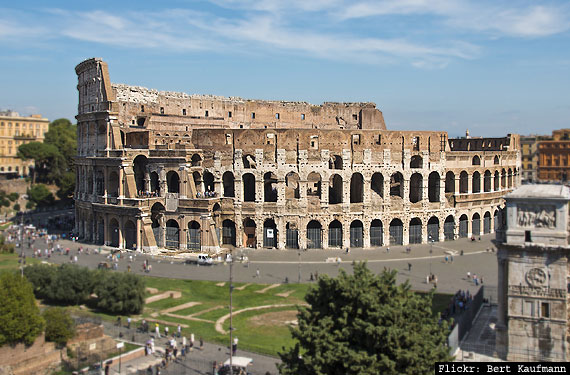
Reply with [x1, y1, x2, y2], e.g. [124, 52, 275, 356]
[124, 220, 136, 250]
[328, 220, 342, 248]
[409, 218, 422, 244]
[263, 219, 277, 248]
[307, 220, 322, 249]
[109, 218, 119, 247]
[389, 219, 403, 245]
[370, 220, 383, 247]
[188, 221, 201, 250]
[472, 213, 481, 237]
[222, 220, 236, 246]
[444, 216, 454, 241]
[427, 217, 439, 242]
[286, 223, 299, 249]
[165, 220, 180, 248]
[244, 218, 256, 248]
[483, 212, 491, 234]
[350, 220, 363, 248]
[459, 215, 468, 238]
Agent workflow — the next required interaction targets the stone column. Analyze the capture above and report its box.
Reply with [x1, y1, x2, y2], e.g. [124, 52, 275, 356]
[364, 225, 370, 248]
[342, 222, 350, 249]
[144, 171, 150, 194]
[439, 177, 445, 205]
[383, 175, 391, 205]
[402, 221, 409, 246]
[92, 169, 97, 200]
[277, 217, 286, 250]
[118, 217, 124, 249]
[403, 178, 410, 203]
[136, 218, 142, 251]
[467, 174, 473, 194]
[322, 225, 329, 249]
[118, 166, 124, 199]
[256, 221, 263, 249]
[277, 179, 285, 206]
[321, 180, 329, 206]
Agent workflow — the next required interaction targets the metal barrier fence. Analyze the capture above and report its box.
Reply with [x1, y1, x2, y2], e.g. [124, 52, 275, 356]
[456, 342, 566, 362]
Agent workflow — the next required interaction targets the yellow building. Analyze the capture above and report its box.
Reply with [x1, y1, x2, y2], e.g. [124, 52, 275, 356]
[0, 110, 49, 177]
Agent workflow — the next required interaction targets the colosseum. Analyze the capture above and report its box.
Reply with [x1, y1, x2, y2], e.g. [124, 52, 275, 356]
[74, 58, 521, 253]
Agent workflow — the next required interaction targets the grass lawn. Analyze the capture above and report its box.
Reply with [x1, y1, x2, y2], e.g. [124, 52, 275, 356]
[0, 252, 40, 272]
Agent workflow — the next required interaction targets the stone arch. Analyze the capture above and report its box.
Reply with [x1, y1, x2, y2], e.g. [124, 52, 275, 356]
[508, 168, 513, 188]
[370, 219, 383, 246]
[133, 155, 148, 193]
[390, 172, 403, 198]
[329, 174, 343, 204]
[242, 173, 256, 202]
[494, 170, 500, 191]
[150, 171, 160, 194]
[428, 171, 440, 202]
[307, 172, 321, 198]
[223, 171, 235, 197]
[501, 168, 506, 188]
[445, 171, 455, 194]
[191, 154, 202, 167]
[329, 155, 343, 170]
[264, 172, 278, 202]
[222, 219, 236, 246]
[427, 216, 439, 242]
[108, 171, 119, 197]
[371, 173, 383, 199]
[409, 217, 422, 244]
[444, 215, 454, 241]
[459, 171, 468, 193]
[285, 172, 300, 199]
[409, 173, 423, 203]
[494, 155, 500, 165]
[350, 173, 364, 203]
[484, 170, 491, 192]
[165, 219, 180, 248]
[328, 219, 343, 248]
[483, 211, 491, 234]
[472, 155, 480, 166]
[243, 154, 256, 169]
[263, 218, 277, 248]
[124, 220, 137, 250]
[243, 218, 257, 248]
[166, 171, 180, 193]
[109, 218, 120, 247]
[410, 155, 422, 168]
[285, 222, 299, 249]
[472, 212, 481, 237]
[459, 214, 468, 238]
[472, 171, 481, 193]
[188, 221, 201, 250]
[350, 220, 364, 248]
[203, 171, 214, 193]
[389, 218, 404, 245]
[307, 220, 322, 249]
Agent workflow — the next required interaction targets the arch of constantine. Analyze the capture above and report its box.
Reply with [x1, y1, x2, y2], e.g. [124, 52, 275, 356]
[74, 58, 521, 252]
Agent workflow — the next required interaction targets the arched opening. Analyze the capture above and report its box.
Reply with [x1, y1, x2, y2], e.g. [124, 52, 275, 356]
[350, 220, 363, 248]
[307, 220, 322, 249]
[472, 213, 481, 237]
[95, 170, 104, 195]
[501, 169, 506, 189]
[389, 219, 403, 245]
[371, 173, 383, 199]
[483, 212, 491, 234]
[472, 155, 480, 165]
[409, 173, 423, 203]
[472, 171, 481, 193]
[459, 171, 468, 194]
[109, 218, 120, 247]
[223, 171, 235, 197]
[307, 172, 321, 199]
[222, 220, 236, 246]
[329, 155, 342, 170]
[329, 174, 343, 204]
[459, 214, 468, 238]
[193, 172, 203, 194]
[350, 173, 363, 203]
[191, 154, 202, 167]
[244, 218, 257, 248]
[124, 220, 136, 250]
[427, 217, 439, 242]
[494, 171, 500, 191]
[120, 130, 125, 147]
[150, 172, 160, 195]
[484, 170, 491, 192]
[188, 221, 201, 250]
[494, 155, 500, 165]
[409, 218, 422, 244]
[242, 173, 256, 202]
[203, 171, 215, 194]
[390, 172, 403, 198]
[243, 154, 256, 169]
[285, 172, 300, 199]
[428, 172, 440, 202]
[444, 215, 454, 241]
[410, 155, 422, 168]
[370, 219, 383, 246]
[445, 171, 455, 194]
[87, 173, 93, 194]
[263, 219, 277, 248]
[264, 172, 278, 202]
[166, 171, 180, 193]
[108, 171, 119, 197]
[151, 203, 165, 246]
[165, 219, 180, 248]
[328, 220, 343, 248]
[286, 222, 299, 249]
[133, 155, 148, 193]
[508, 168, 513, 188]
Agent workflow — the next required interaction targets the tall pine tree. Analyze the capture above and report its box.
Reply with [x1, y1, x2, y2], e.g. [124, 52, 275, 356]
[278, 263, 452, 375]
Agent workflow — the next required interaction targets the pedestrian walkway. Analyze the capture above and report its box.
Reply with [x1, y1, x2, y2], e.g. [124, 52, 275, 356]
[456, 305, 502, 362]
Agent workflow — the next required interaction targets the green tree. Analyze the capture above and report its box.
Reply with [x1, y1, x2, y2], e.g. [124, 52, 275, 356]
[13, 203, 20, 212]
[24, 264, 58, 300]
[43, 307, 75, 347]
[8, 192, 19, 202]
[278, 263, 452, 375]
[18, 142, 63, 183]
[0, 272, 45, 346]
[27, 184, 54, 207]
[56, 171, 76, 200]
[94, 272, 146, 315]
[44, 264, 93, 305]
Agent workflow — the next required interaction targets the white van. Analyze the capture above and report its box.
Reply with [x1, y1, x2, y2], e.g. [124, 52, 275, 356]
[185, 253, 213, 265]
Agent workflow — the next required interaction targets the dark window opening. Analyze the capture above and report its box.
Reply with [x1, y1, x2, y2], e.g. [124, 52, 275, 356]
[376, 135, 381, 145]
[251, 112, 255, 119]
[228, 111, 232, 118]
[352, 114, 358, 121]
[183, 109, 186, 115]
[275, 113, 280, 120]
[160, 107, 164, 114]
[541, 302, 550, 318]
[141, 105, 144, 112]
[205, 110, 209, 117]
[301, 114, 305, 120]
[525, 230, 532, 242]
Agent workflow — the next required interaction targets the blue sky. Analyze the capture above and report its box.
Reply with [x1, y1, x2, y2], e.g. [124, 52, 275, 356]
[1, 0, 570, 137]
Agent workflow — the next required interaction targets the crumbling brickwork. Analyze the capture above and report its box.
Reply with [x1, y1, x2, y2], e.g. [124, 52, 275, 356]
[74, 58, 521, 252]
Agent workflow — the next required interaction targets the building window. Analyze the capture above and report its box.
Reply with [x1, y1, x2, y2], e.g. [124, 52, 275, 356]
[541, 302, 550, 318]
[376, 135, 382, 145]
[251, 112, 255, 119]
[205, 110, 209, 117]
[301, 114, 305, 120]
[141, 105, 144, 112]
[160, 107, 164, 114]
[228, 111, 232, 118]
[352, 114, 358, 121]
[310, 135, 318, 149]
[225, 134, 232, 145]
[353, 134, 361, 145]
[275, 113, 280, 120]
[525, 231, 531, 242]
[182, 109, 186, 115]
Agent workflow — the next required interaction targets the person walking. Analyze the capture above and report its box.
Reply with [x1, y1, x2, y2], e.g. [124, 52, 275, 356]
[408, 263, 412, 271]
[155, 323, 160, 338]
[256, 268, 260, 278]
[177, 324, 181, 338]
[127, 317, 131, 329]
[199, 337, 204, 349]
[164, 326, 169, 337]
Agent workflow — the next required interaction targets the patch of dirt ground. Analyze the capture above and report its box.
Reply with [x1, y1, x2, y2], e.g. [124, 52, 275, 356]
[248, 310, 298, 327]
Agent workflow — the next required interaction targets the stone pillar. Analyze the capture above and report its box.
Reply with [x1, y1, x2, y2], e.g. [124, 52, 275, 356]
[103, 214, 109, 246]
[403, 178, 410, 203]
[422, 221, 428, 244]
[255, 176, 262, 204]
[118, 217, 124, 249]
[298, 226, 307, 250]
[495, 256, 508, 359]
[277, 179, 285, 206]
[454, 175, 460, 194]
[342, 222, 350, 249]
[118, 166, 124, 198]
[180, 226, 188, 250]
[467, 174, 473, 194]
[402, 219, 409, 246]
[439, 177, 445, 204]
[93, 169, 97, 200]
[277, 217, 286, 250]
[321, 180, 329, 206]
[144, 172, 150, 193]
[439, 218, 445, 242]
[299, 179, 308, 208]
[364, 224, 370, 248]
[383, 175, 391, 205]
[136, 218, 142, 251]
[256, 221, 263, 249]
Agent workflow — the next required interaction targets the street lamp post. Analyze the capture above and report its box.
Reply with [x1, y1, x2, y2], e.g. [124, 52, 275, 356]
[429, 235, 433, 276]
[298, 251, 301, 283]
[229, 248, 234, 375]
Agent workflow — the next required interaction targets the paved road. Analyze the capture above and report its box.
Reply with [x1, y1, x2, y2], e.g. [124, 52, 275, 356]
[29, 234, 498, 294]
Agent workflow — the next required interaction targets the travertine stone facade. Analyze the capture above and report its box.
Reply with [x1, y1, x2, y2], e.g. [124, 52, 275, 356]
[496, 184, 570, 361]
[74, 58, 521, 253]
